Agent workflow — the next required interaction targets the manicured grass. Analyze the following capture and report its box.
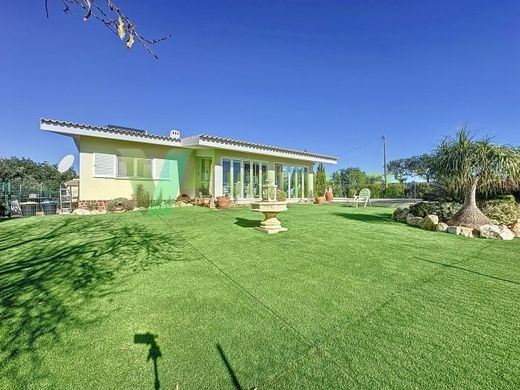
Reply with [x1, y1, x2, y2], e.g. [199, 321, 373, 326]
[1, 204, 519, 389]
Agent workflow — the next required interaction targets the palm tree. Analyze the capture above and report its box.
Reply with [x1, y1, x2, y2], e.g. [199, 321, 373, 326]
[431, 129, 520, 228]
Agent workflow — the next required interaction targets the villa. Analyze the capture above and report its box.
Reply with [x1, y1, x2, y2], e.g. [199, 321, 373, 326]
[41, 118, 337, 207]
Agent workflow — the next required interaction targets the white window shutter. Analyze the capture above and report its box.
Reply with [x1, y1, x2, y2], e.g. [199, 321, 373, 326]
[93, 153, 115, 177]
[153, 159, 171, 180]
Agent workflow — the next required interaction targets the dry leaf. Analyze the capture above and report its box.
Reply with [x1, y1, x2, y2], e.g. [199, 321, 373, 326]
[126, 34, 135, 48]
[117, 16, 126, 40]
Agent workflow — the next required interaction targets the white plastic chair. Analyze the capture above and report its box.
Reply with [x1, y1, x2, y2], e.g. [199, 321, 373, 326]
[353, 188, 371, 208]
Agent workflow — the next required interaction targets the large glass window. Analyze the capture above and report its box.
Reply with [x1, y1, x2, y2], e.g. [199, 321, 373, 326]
[223, 159, 231, 196]
[233, 160, 242, 199]
[275, 164, 309, 198]
[222, 158, 269, 199]
[243, 161, 251, 198]
[117, 156, 152, 178]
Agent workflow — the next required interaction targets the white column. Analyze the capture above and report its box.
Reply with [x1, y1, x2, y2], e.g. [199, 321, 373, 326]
[308, 169, 314, 197]
[214, 162, 223, 197]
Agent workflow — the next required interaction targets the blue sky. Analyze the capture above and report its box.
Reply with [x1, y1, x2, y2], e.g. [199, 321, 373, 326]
[1, 0, 519, 173]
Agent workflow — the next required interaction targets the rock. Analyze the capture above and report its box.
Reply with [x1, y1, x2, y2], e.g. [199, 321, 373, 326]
[99, 210, 107, 214]
[392, 207, 409, 222]
[73, 209, 85, 215]
[82, 210, 91, 215]
[436, 222, 449, 232]
[508, 219, 520, 238]
[479, 224, 515, 240]
[406, 213, 424, 226]
[90, 209, 101, 215]
[447, 226, 479, 238]
[420, 214, 439, 230]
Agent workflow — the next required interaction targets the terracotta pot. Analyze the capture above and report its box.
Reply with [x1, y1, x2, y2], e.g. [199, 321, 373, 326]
[314, 196, 326, 204]
[216, 197, 230, 209]
[325, 190, 333, 201]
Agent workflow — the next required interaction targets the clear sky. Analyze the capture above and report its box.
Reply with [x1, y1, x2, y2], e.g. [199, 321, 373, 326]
[1, 0, 519, 173]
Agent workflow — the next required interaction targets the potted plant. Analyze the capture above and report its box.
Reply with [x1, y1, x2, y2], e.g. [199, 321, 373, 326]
[325, 186, 333, 201]
[216, 195, 230, 209]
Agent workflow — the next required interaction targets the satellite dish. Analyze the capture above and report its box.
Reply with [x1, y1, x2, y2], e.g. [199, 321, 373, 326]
[57, 154, 75, 173]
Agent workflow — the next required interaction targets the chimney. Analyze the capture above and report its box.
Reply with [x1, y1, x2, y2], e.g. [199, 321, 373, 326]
[170, 129, 181, 139]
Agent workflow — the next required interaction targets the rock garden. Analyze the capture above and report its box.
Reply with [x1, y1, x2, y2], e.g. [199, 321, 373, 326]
[393, 196, 520, 240]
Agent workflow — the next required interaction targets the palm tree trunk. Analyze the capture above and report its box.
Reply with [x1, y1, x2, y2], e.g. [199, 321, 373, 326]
[448, 178, 491, 229]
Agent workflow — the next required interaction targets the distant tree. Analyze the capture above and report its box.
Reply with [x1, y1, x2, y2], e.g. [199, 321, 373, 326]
[44, 0, 170, 58]
[430, 129, 520, 228]
[387, 154, 433, 183]
[0, 157, 76, 192]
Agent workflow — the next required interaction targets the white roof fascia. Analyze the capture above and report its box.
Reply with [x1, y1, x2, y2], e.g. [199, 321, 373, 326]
[41, 121, 182, 148]
[181, 136, 337, 164]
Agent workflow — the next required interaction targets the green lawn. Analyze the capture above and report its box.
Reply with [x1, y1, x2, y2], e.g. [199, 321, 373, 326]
[1, 204, 519, 389]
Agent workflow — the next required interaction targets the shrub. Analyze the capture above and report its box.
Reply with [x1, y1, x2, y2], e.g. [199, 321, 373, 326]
[0, 202, 6, 216]
[86, 202, 98, 211]
[409, 201, 462, 222]
[176, 194, 191, 203]
[106, 197, 135, 212]
[133, 184, 151, 208]
[385, 183, 405, 199]
[478, 196, 520, 225]
[277, 190, 287, 201]
[314, 164, 328, 197]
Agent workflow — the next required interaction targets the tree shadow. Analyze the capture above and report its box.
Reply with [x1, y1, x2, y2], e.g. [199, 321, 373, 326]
[0, 214, 201, 385]
[234, 218, 260, 229]
[334, 212, 394, 224]
[216, 343, 243, 390]
[414, 256, 520, 286]
[134, 333, 162, 390]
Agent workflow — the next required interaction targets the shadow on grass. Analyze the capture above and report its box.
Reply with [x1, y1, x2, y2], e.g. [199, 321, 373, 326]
[134, 333, 162, 390]
[334, 212, 394, 224]
[234, 218, 260, 228]
[414, 257, 520, 285]
[0, 215, 200, 385]
[216, 343, 243, 390]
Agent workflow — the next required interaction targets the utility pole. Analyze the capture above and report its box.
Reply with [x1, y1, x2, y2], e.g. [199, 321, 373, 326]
[382, 135, 388, 193]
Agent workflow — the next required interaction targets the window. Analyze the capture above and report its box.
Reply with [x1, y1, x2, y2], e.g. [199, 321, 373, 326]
[221, 158, 269, 199]
[136, 158, 152, 178]
[223, 159, 231, 196]
[233, 160, 241, 199]
[117, 156, 152, 178]
[275, 164, 309, 198]
[117, 156, 135, 177]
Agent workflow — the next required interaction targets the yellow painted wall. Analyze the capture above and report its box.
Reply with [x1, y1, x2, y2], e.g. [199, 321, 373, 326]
[79, 136, 196, 200]
[78, 136, 315, 201]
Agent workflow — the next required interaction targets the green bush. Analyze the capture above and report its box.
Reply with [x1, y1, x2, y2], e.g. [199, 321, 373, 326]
[385, 183, 405, 199]
[0, 202, 6, 216]
[133, 184, 151, 208]
[478, 196, 520, 225]
[409, 201, 462, 222]
[106, 197, 135, 212]
[277, 190, 287, 201]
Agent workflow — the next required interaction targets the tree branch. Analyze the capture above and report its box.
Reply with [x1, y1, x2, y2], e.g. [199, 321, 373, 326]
[48, 0, 171, 59]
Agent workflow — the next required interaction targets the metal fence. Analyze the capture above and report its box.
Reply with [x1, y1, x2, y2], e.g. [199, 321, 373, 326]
[1, 181, 60, 217]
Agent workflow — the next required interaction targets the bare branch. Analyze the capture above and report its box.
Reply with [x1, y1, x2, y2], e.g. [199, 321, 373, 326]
[49, 0, 171, 59]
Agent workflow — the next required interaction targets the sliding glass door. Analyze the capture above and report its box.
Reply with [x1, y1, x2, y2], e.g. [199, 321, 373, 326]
[222, 158, 268, 199]
[274, 164, 309, 199]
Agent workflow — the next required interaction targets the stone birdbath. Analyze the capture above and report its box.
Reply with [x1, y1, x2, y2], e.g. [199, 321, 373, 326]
[251, 179, 288, 234]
